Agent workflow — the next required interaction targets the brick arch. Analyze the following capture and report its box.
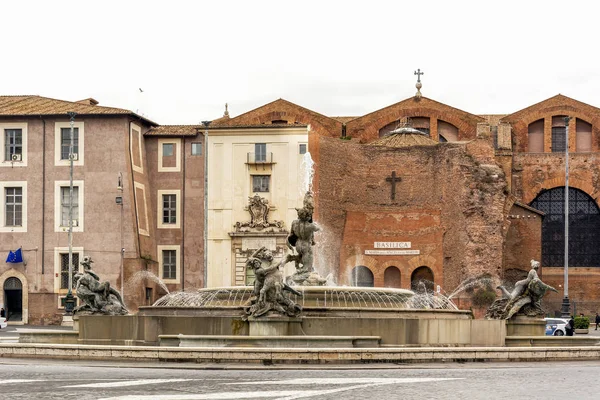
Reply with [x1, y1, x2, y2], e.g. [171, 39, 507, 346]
[407, 254, 437, 270]
[257, 111, 301, 124]
[342, 255, 378, 285]
[355, 108, 477, 143]
[523, 177, 596, 204]
[510, 109, 600, 152]
[0, 269, 28, 324]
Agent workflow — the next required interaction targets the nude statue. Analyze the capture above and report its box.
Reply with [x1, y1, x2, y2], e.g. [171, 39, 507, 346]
[287, 195, 320, 274]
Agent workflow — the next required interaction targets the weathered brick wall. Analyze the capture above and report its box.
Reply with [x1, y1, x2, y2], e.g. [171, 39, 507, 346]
[503, 204, 542, 273]
[317, 136, 509, 295]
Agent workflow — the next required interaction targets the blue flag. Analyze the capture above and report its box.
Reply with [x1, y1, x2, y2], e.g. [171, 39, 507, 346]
[6, 248, 23, 263]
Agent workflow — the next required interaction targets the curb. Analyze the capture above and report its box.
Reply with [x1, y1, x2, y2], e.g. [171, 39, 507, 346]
[2, 343, 600, 365]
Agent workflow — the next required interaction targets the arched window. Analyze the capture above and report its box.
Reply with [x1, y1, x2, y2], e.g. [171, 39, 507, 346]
[528, 119, 544, 152]
[384, 266, 401, 288]
[530, 187, 600, 267]
[438, 120, 458, 142]
[351, 266, 374, 287]
[411, 266, 434, 292]
[576, 119, 592, 152]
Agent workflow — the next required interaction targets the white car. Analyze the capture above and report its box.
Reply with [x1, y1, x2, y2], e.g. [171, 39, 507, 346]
[0, 317, 7, 329]
[545, 317, 569, 336]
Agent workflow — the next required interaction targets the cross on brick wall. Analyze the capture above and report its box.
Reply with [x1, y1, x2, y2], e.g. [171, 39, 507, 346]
[385, 171, 401, 200]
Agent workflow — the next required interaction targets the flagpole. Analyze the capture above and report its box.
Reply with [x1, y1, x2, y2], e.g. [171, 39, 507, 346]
[64, 112, 77, 315]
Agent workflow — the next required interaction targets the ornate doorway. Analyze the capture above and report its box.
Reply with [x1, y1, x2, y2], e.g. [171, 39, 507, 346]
[4, 277, 22, 322]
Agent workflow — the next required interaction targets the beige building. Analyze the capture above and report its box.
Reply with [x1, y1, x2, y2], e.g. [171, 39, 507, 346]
[0, 96, 157, 324]
[206, 125, 309, 287]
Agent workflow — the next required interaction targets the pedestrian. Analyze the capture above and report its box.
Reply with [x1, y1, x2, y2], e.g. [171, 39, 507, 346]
[0, 307, 4, 318]
[595, 312, 600, 330]
[566, 316, 575, 336]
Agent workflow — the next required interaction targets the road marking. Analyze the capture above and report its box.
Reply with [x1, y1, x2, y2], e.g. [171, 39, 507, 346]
[98, 377, 462, 400]
[231, 377, 463, 385]
[66, 378, 195, 388]
[3, 379, 43, 384]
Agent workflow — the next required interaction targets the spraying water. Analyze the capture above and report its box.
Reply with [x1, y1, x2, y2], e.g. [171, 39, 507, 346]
[299, 152, 315, 195]
[126, 270, 170, 295]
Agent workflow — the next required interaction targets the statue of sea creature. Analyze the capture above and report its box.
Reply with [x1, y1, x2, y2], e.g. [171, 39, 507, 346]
[485, 259, 557, 319]
[73, 256, 128, 316]
[243, 247, 302, 319]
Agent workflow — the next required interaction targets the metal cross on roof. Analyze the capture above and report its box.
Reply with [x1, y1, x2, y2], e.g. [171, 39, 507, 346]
[414, 69, 424, 83]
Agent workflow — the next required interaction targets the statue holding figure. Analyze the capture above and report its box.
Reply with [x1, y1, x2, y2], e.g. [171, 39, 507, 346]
[287, 192, 327, 286]
[243, 246, 302, 319]
[486, 259, 557, 320]
[73, 256, 128, 316]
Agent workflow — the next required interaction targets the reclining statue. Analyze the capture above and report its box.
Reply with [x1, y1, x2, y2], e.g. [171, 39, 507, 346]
[73, 256, 128, 316]
[486, 259, 557, 319]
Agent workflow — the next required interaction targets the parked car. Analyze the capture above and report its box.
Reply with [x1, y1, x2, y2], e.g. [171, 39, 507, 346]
[0, 317, 7, 329]
[545, 317, 569, 336]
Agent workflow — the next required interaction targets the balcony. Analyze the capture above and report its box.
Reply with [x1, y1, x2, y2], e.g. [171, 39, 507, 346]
[247, 152, 275, 165]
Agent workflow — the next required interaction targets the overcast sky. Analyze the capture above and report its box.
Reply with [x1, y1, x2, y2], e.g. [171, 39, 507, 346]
[2, 1, 599, 124]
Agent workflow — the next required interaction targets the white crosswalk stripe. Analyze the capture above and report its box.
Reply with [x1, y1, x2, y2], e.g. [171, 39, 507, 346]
[3, 379, 43, 384]
[66, 378, 196, 388]
[97, 377, 463, 400]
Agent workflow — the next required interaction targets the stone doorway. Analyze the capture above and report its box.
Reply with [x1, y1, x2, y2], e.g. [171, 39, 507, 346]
[4, 277, 22, 322]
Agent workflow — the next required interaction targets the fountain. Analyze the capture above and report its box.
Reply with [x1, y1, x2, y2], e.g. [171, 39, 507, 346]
[72, 152, 508, 348]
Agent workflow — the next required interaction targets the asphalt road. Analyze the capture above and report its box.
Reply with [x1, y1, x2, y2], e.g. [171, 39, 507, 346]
[1, 359, 600, 400]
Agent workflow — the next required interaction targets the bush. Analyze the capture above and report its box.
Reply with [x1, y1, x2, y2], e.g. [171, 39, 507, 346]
[574, 316, 590, 329]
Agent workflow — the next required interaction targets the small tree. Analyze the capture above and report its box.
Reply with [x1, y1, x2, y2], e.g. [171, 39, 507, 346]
[574, 316, 590, 329]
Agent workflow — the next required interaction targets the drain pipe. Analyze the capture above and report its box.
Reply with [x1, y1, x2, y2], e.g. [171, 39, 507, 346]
[40, 117, 46, 274]
[201, 121, 211, 288]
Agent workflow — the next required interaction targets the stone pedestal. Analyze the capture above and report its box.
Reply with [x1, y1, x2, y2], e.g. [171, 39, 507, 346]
[248, 315, 302, 336]
[506, 315, 545, 336]
[61, 315, 74, 327]
[72, 315, 80, 331]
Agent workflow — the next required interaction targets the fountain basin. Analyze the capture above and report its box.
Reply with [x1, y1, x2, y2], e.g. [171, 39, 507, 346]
[152, 286, 421, 309]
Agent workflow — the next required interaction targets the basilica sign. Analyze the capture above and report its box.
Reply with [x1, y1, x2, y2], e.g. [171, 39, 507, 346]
[374, 242, 411, 248]
[367, 241, 418, 255]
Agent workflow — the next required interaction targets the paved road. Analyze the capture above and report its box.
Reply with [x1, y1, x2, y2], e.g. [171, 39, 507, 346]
[1, 359, 599, 399]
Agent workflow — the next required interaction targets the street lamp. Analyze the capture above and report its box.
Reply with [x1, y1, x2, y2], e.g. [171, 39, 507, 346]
[560, 116, 572, 318]
[116, 172, 124, 296]
[201, 120, 211, 288]
[64, 112, 77, 315]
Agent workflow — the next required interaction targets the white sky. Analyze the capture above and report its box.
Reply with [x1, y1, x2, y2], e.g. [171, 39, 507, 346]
[2, 0, 599, 124]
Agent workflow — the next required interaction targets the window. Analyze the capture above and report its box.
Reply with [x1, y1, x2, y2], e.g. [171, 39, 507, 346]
[0, 181, 27, 232]
[60, 252, 80, 290]
[530, 187, 600, 267]
[55, 121, 84, 166]
[162, 250, 177, 280]
[158, 245, 180, 283]
[5, 187, 22, 227]
[162, 194, 177, 224]
[157, 190, 180, 229]
[60, 127, 79, 160]
[158, 138, 181, 172]
[60, 186, 79, 227]
[551, 127, 566, 153]
[55, 180, 84, 232]
[5, 129, 22, 161]
[191, 142, 202, 156]
[163, 143, 174, 157]
[351, 266, 374, 287]
[255, 143, 266, 162]
[299, 144, 307, 154]
[252, 175, 270, 192]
